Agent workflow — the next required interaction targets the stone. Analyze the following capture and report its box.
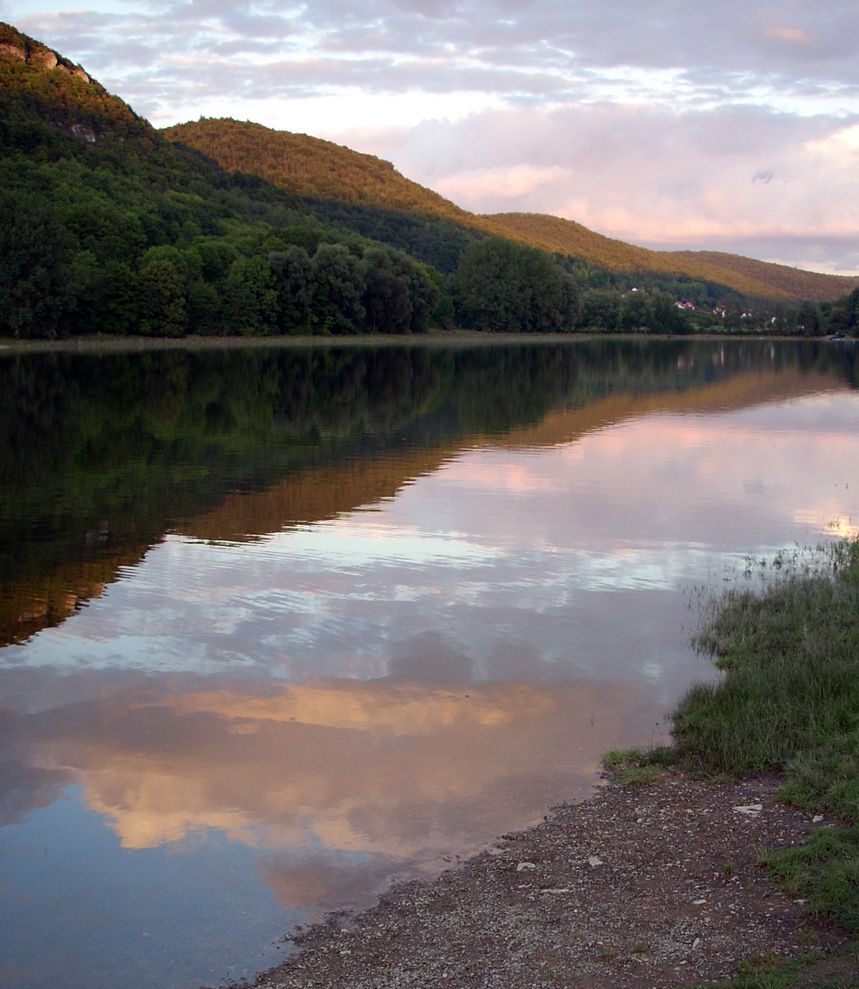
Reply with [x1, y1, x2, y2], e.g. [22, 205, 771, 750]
[732, 804, 763, 816]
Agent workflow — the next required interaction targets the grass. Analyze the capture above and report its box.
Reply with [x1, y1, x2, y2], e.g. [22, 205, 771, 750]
[602, 744, 673, 785]
[674, 539, 859, 788]
[688, 946, 859, 988]
[675, 538, 859, 935]
[608, 538, 859, 984]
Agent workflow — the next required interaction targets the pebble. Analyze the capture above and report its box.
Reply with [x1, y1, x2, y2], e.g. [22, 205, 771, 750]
[733, 804, 763, 816]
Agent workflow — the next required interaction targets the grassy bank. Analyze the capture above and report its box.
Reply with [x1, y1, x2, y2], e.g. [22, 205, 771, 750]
[611, 538, 859, 986]
[677, 539, 859, 931]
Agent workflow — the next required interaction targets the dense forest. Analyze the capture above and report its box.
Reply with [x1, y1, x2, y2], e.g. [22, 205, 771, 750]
[3, 20, 859, 341]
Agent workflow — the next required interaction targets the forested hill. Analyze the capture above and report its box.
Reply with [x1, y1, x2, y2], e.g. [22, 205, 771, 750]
[0, 22, 149, 143]
[165, 118, 859, 305]
[482, 213, 859, 304]
[3, 18, 859, 342]
[673, 249, 859, 305]
[162, 118, 476, 227]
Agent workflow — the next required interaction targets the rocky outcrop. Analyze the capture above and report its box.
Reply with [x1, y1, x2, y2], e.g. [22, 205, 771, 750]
[30, 46, 57, 69]
[0, 20, 142, 144]
[0, 27, 89, 81]
[0, 41, 25, 61]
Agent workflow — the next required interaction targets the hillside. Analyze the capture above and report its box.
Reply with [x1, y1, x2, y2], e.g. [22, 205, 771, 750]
[165, 119, 859, 304]
[674, 249, 859, 304]
[163, 118, 475, 226]
[1, 22, 436, 340]
[0, 21, 150, 144]
[163, 117, 483, 273]
[481, 212, 859, 303]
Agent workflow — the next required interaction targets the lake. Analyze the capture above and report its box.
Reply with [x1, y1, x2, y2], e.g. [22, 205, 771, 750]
[0, 337, 857, 989]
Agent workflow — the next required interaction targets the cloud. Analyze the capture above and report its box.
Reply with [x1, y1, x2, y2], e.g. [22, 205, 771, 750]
[371, 103, 859, 261]
[766, 26, 815, 45]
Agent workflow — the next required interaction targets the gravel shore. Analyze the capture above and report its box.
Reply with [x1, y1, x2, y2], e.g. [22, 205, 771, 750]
[238, 771, 855, 989]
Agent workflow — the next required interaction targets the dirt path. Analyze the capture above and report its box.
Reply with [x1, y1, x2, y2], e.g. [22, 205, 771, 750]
[242, 772, 854, 989]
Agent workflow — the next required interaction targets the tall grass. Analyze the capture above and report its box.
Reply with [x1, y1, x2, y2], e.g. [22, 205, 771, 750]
[672, 538, 859, 937]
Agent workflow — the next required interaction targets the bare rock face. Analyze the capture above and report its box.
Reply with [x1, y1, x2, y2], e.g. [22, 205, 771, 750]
[30, 47, 57, 69]
[69, 122, 97, 143]
[0, 35, 88, 80]
[0, 41, 26, 60]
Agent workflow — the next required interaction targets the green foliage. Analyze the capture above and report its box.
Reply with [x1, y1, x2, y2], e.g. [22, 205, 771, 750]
[674, 539, 859, 938]
[689, 949, 859, 988]
[309, 243, 366, 334]
[578, 288, 621, 331]
[0, 189, 72, 337]
[602, 745, 672, 786]
[453, 238, 579, 333]
[138, 257, 187, 336]
[827, 289, 859, 337]
[485, 212, 859, 305]
[602, 748, 662, 786]
[0, 27, 462, 340]
[360, 247, 439, 334]
[304, 198, 477, 274]
[677, 541, 859, 784]
[0, 24, 147, 150]
[224, 255, 279, 335]
[162, 117, 474, 227]
[270, 246, 314, 333]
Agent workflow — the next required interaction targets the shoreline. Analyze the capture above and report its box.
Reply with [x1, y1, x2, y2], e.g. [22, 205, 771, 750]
[0, 330, 817, 356]
[234, 770, 855, 989]
[0, 330, 599, 355]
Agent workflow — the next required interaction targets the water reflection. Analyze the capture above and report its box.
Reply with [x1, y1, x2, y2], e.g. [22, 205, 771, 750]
[6, 677, 651, 858]
[0, 339, 857, 989]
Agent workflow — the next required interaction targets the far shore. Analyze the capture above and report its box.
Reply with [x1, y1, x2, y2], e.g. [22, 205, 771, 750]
[0, 329, 818, 355]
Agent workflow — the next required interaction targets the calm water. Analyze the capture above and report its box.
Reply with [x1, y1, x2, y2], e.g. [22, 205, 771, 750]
[0, 338, 857, 989]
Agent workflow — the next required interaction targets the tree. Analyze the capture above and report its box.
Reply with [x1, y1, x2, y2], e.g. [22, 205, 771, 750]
[186, 278, 221, 335]
[578, 288, 621, 332]
[224, 255, 279, 335]
[359, 248, 439, 334]
[269, 246, 313, 333]
[649, 290, 692, 334]
[404, 257, 441, 333]
[453, 239, 578, 334]
[0, 191, 71, 338]
[91, 259, 141, 335]
[138, 256, 187, 336]
[620, 289, 651, 332]
[361, 248, 412, 333]
[826, 288, 859, 336]
[798, 300, 824, 337]
[309, 243, 365, 334]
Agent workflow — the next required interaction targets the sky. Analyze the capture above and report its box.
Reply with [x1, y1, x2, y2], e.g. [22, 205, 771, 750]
[4, 0, 859, 275]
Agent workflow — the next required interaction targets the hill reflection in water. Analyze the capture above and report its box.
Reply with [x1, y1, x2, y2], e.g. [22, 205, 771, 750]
[0, 338, 857, 989]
